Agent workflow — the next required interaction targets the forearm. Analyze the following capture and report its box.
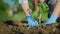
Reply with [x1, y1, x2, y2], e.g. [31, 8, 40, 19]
[21, 3, 31, 15]
[32, 0, 38, 10]
[53, 1, 60, 16]
[19, 0, 31, 15]
[32, 0, 45, 10]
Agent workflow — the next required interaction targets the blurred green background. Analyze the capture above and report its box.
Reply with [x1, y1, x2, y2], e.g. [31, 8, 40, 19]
[0, 0, 49, 23]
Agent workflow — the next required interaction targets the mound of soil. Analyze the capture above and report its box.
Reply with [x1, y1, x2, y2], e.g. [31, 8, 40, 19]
[0, 21, 11, 34]
[0, 20, 60, 34]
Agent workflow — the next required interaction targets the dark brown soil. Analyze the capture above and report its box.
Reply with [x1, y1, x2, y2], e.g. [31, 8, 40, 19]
[0, 20, 60, 34]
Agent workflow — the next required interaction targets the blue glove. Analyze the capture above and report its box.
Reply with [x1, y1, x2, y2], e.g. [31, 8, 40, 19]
[45, 14, 58, 24]
[26, 15, 38, 27]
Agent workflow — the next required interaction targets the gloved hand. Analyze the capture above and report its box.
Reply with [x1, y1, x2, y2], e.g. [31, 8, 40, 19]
[45, 14, 58, 24]
[26, 15, 38, 27]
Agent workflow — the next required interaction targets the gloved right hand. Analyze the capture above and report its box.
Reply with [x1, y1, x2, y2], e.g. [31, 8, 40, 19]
[26, 15, 38, 27]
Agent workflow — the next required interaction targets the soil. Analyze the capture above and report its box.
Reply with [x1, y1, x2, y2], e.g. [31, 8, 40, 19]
[0, 20, 60, 34]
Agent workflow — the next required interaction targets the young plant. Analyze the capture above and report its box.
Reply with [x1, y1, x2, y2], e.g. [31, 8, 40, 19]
[32, 2, 49, 24]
